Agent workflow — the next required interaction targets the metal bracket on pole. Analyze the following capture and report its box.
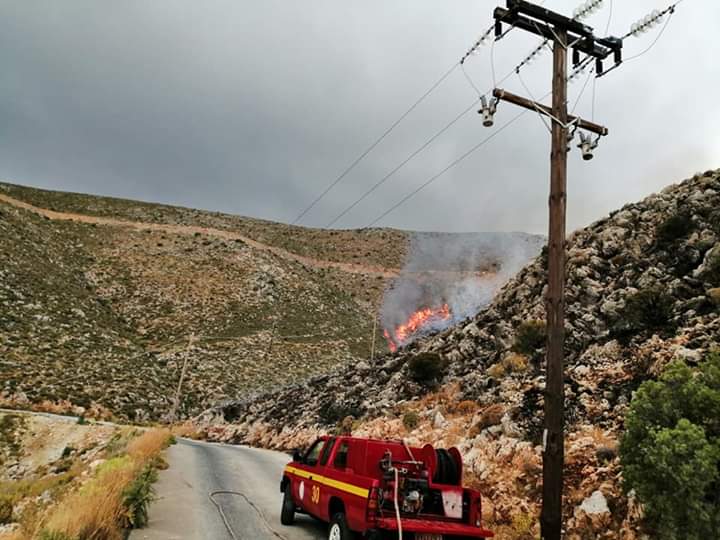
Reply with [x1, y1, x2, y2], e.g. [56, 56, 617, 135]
[492, 88, 608, 135]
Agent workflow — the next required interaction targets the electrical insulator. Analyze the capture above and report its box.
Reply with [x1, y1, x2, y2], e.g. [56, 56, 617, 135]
[630, 8, 665, 37]
[573, 0, 604, 20]
[478, 95, 499, 127]
[577, 132, 599, 161]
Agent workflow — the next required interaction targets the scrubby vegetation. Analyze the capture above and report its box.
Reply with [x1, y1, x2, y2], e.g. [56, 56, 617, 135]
[620, 353, 720, 539]
[0, 183, 384, 420]
[122, 464, 158, 528]
[702, 246, 720, 286]
[611, 286, 676, 341]
[512, 320, 546, 355]
[656, 211, 695, 245]
[402, 411, 419, 430]
[407, 352, 448, 385]
[19, 428, 173, 540]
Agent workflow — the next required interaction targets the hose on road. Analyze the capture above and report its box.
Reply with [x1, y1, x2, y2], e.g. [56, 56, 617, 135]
[208, 490, 287, 540]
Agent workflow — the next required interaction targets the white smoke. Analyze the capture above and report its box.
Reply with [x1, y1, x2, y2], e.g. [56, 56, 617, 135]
[380, 232, 544, 347]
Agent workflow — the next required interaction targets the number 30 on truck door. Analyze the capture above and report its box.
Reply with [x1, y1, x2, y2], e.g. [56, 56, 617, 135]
[311, 484, 320, 504]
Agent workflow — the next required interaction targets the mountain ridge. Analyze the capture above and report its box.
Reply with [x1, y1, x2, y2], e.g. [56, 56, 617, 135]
[0, 181, 541, 421]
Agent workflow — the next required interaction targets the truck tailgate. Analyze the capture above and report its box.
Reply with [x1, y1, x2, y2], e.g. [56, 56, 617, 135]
[377, 517, 494, 538]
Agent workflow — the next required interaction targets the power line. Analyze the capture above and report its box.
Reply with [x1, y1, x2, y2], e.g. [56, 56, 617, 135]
[365, 92, 550, 228]
[327, 63, 521, 228]
[570, 66, 595, 115]
[622, 8, 676, 63]
[461, 62, 483, 97]
[289, 62, 459, 226]
[604, 0, 614, 34]
[325, 98, 479, 228]
[595, 0, 682, 79]
[324, 9, 531, 229]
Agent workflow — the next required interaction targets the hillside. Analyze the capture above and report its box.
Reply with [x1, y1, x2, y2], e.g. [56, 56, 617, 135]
[198, 170, 720, 537]
[0, 181, 541, 422]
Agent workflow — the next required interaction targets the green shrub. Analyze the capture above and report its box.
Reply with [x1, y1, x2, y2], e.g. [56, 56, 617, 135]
[656, 212, 694, 245]
[402, 411, 419, 430]
[407, 352, 447, 384]
[122, 464, 158, 529]
[318, 403, 361, 425]
[0, 494, 12, 524]
[611, 287, 675, 340]
[512, 320, 546, 354]
[620, 353, 720, 539]
[701, 247, 720, 286]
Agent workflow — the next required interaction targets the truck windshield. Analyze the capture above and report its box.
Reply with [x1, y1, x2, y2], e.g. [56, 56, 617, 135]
[303, 440, 324, 466]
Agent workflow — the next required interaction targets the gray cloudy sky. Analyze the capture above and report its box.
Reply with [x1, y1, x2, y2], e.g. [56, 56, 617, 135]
[1, 1, 718, 235]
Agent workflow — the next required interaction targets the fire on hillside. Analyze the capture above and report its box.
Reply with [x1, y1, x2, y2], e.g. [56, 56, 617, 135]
[383, 304, 451, 352]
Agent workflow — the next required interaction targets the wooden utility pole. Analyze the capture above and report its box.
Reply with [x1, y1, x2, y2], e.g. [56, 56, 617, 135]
[370, 311, 378, 360]
[488, 2, 622, 537]
[543, 29, 568, 540]
[169, 332, 196, 423]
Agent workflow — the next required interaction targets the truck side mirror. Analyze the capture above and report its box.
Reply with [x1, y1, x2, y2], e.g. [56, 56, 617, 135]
[292, 449, 302, 463]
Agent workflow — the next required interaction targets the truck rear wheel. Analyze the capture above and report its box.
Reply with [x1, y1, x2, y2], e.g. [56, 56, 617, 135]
[328, 512, 354, 540]
[280, 485, 295, 525]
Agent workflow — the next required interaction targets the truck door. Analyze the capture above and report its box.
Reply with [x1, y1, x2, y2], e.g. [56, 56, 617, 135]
[294, 438, 330, 518]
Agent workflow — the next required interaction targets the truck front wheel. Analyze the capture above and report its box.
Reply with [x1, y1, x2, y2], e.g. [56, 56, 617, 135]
[328, 512, 355, 540]
[280, 485, 295, 525]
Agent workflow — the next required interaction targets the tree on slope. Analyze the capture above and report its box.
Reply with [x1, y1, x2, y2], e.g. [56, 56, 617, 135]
[621, 352, 720, 539]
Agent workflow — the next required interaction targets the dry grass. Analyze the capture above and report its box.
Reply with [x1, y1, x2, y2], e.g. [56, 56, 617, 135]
[0, 531, 25, 540]
[470, 404, 505, 436]
[171, 422, 202, 440]
[491, 512, 538, 540]
[449, 400, 478, 415]
[502, 352, 529, 373]
[37, 428, 171, 540]
[487, 363, 506, 379]
[44, 457, 135, 540]
[126, 428, 172, 462]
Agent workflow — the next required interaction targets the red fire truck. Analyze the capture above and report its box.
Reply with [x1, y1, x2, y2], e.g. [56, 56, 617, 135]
[280, 435, 494, 539]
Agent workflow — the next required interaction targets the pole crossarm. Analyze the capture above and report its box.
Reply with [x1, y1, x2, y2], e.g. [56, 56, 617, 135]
[494, 0, 622, 67]
[493, 88, 608, 135]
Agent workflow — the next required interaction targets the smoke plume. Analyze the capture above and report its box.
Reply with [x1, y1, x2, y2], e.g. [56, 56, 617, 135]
[381, 232, 544, 348]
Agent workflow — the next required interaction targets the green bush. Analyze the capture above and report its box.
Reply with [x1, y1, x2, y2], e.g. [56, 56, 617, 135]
[122, 464, 158, 529]
[620, 353, 720, 539]
[512, 320, 546, 354]
[656, 212, 694, 245]
[0, 494, 12, 524]
[407, 352, 447, 384]
[402, 411, 419, 430]
[702, 247, 720, 286]
[611, 287, 675, 340]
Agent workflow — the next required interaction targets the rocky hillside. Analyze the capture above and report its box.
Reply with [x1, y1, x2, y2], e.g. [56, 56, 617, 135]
[198, 170, 720, 538]
[0, 181, 540, 422]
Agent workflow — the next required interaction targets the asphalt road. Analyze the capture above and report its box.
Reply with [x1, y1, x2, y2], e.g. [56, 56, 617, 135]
[130, 438, 327, 540]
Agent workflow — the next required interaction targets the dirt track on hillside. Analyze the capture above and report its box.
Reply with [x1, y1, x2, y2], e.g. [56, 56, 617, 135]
[0, 193, 400, 278]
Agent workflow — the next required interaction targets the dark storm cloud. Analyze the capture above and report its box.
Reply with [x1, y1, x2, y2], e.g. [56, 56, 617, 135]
[1, 0, 718, 234]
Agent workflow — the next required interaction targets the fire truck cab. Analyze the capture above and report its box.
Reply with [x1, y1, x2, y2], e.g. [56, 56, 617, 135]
[280, 435, 494, 539]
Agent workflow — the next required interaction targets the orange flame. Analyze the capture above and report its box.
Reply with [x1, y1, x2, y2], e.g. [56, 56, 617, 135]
[384, 304, 451, 351]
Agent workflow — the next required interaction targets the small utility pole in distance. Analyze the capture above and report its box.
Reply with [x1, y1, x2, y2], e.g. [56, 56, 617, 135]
[487, 1, 622, 538]
[169, 332, 196, 424]
[370, 312, 378, 361]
